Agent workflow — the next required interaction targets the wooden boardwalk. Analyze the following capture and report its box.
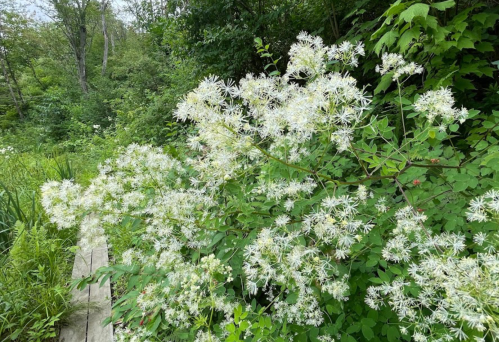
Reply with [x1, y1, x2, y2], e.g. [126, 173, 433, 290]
[59, 242, 113, 342]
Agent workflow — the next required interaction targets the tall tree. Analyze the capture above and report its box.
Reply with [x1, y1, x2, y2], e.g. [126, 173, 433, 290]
[0, 51, 23, 119]
[0, 11, 28, 119]
[46, 0, 91, 93]
[100, 0, 109, 75]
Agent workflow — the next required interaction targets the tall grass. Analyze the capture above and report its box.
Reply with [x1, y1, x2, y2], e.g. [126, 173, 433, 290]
[0, 184, 39, 252]
[0, 151, 80, 341]
[0, 138, 114, 341]
[0, 222, 76, 341]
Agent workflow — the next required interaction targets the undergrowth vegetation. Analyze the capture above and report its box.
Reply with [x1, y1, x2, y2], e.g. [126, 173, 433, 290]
[0, 140, 112, 340]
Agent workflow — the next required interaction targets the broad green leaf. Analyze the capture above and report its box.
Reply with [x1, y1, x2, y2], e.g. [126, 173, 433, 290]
[398, 26, 419, 52]
[457, 37, 475, 50]
[431, 0, 455, 11]
[476, 42, 494, 52]
[472, 12, 489, 25]
[362, 325, 375, 340]
[387, 326, 400, 342]
[374, 73, 393, 94]
[362, 318, 377, 328]
[374, 31, 399, 55]
[399, 3, 429, 23]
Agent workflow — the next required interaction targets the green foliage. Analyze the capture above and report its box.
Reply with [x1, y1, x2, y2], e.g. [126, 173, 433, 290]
[173, 0, 339, 79]
[345, 0, 499, 111]
[0, 183, 38, 251]
[0, 222, 75, 341]
[0, 139, 110, 341]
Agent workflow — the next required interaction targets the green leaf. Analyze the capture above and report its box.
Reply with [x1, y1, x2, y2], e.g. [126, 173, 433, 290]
[389, 266, 402, 275]
[399, 3, 429, 23]
[362, 318, 377, 328]
[347, 324, 361, 334]
[362, 325, 375, 340]
[457, 37, 475, 50]
[387, 326, 400, 342]
[431, 0, 455, 11]
[398, 26, 419, 52]
[476, 42, 494, 53]
[472, 12, 489, 25]
[377, 270, 390, 282]
[374, 73, 393, 94]
[209, 232, 225, 248]
[374, 31, 399, 55]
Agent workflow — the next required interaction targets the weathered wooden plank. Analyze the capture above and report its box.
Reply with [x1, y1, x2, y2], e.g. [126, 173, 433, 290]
[60, 240, 113, 342]
[59, 243, 91, 342]
[87, 245, 113, 342]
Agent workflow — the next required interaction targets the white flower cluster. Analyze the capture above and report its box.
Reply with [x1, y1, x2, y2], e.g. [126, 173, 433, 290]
[243, 228, 337, 327]
[382, 206, 469, 263]
[467, 190, 499, 223]
[286, 33, 365, 78]
[114, 326, 151, 342]
[367, 197, 499, 341]
[375, 53, 424, 80]
[375, 196, 388, 213]
[243, 190, 371, 327]
[303, 194, 373, 258]
[0, 145, 14, 157]
[367, 251, 499, 341]
[285, 32, 331, 78]
[328, 41, 365, 68]
[175, 33, 370, 184]
[42, 144, 213, 251]
[139, 254, 235, 329]
[414, 87, 469, 129]
[114, 254, 234, 341]
[41, 180, 82, 229]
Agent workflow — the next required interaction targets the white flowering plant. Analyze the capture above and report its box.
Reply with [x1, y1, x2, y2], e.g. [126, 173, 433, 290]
[42, 33, 499, 342]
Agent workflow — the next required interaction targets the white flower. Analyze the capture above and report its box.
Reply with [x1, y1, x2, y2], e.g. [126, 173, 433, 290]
[414, 87, 468, 126]
[328, 41, 365, 67]
[275, 214, 290, 227]
[375, 53, 423, 80]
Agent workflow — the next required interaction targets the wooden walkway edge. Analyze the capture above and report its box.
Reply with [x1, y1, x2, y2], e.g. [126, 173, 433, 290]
[59, 242, 113, 342]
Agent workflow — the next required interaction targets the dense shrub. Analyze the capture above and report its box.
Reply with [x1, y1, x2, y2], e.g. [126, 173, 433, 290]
[43, 33, 499, 342]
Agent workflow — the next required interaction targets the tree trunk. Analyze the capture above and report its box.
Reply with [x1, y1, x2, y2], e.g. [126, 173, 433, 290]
[101, 0, 109, 75]
[78, 23, 88, 93]
[5, 55, 24, 104]
[330, 0, 340, 40]
[0, 52, 23, 119]
[111, 32, 115, 54]
[28, 61, 43, 87]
